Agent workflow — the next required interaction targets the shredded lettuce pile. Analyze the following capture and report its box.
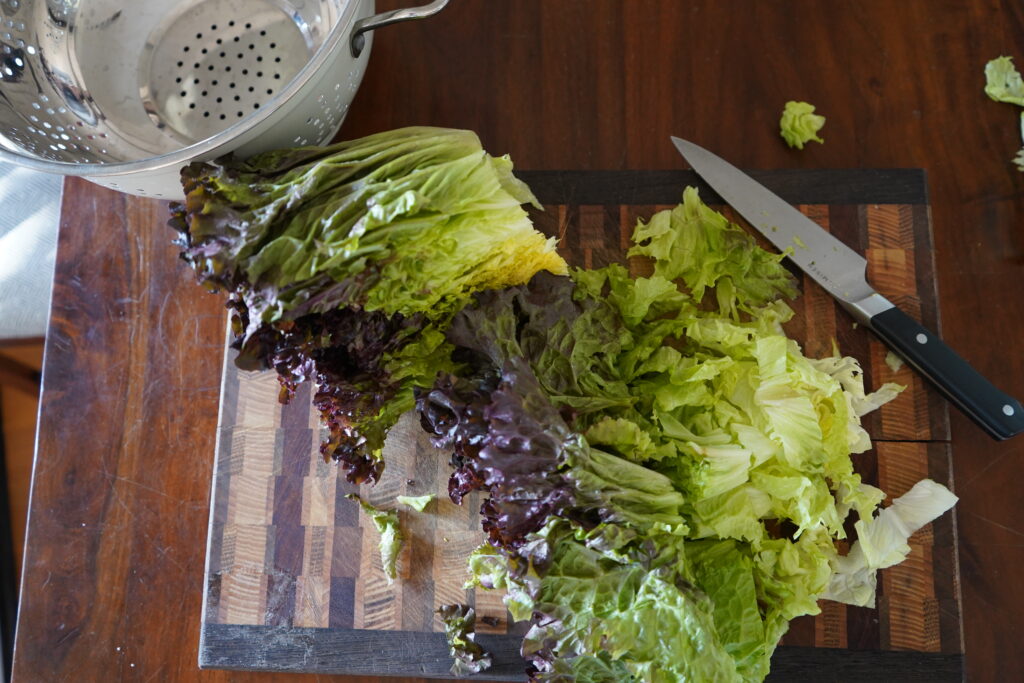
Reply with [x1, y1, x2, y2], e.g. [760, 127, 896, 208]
[171, 127, 566, 482]
[779, 101, 826, 150]
[417, 187, 956, 681]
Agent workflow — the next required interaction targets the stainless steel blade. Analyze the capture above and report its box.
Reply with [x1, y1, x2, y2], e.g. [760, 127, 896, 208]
[671, 137, 893, 322]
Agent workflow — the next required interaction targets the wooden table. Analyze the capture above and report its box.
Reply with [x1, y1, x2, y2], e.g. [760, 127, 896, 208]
[12, 2, 1024, 681]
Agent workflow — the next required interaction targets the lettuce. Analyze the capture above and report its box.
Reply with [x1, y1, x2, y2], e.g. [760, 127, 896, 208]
[416, 187, 955, 681]
[437, 604, 492, 675]
[983, 58, 1024, 170]
[172, 127, 565, 482]
[346, 494, 402, 584]
[172, 127, 564, 333]
[823, 479, 958, 607]
[985, 56, 1024, 105]
[396, 494, 435, 512]
[779, 101, 826, 150]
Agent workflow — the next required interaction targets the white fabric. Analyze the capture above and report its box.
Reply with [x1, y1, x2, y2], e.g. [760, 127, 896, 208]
[0, 162, 62, 340]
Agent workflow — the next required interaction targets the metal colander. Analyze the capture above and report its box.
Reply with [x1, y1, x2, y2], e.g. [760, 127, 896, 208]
[0, 0, 448, 196]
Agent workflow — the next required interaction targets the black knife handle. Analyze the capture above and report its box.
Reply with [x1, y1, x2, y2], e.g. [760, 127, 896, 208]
[870, 307, 1024, 440]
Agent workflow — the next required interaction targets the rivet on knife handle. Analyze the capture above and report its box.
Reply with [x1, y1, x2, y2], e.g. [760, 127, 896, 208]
[869, 306, 1024, 440]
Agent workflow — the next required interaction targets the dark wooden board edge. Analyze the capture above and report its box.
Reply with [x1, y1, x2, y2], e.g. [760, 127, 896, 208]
[515, 169, 928, 206]
[199, 625, 527, 680]
[765, 647, 962, 682]
[200, 625, 962, 681]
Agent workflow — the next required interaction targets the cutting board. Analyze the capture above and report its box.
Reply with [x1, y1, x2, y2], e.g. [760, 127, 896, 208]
[199, 170, 963, 680]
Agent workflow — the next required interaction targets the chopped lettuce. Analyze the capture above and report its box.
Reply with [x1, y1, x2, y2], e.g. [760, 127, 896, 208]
[464, 544, 511, 590]
[823, 479, 957, 608]
[438, 604, 493, 675]
[346, 494, 403, 583]
[415, 187, 950, 681]
[983, 58, 1024, 170]
[627, 187, 797, 317]
[985, 56, 1024, 105]
[396, 494, 435, 512]
[779, 101, 826, 149]
[884, 350, 905, 373]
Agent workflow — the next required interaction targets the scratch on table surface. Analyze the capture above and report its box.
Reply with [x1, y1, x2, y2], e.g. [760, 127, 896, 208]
[144, 667, 165, 682]
[966, 512, 1024, 538]
[961, 446, 1015, 489]
[112, 475, 176, 501]
[54, 625, 80, 647]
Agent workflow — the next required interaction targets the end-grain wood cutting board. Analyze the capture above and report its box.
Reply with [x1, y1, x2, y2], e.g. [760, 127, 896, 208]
[199, 170, 963, 680]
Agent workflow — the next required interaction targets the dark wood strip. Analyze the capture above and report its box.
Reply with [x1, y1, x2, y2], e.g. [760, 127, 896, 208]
[783, 615, 816, 647]
[199, 624, 960, 680]
[766, 647, 962, 682]
[516, 169, 928, 206]
[328, 577, 356, 630]
[206, 428, 233, 577]
[927, 442, 964, 656]
[200, 624, 527, 679]
[279, 382, 312, 477]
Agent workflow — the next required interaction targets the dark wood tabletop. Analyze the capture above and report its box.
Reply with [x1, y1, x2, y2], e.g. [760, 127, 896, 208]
[11, 1, 1024, 681]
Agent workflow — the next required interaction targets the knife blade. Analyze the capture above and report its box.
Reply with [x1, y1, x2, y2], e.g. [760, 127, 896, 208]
[671, 136, 1024, 440]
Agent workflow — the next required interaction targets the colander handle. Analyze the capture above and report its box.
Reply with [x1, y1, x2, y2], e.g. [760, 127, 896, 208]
[351, 0, 451, 58]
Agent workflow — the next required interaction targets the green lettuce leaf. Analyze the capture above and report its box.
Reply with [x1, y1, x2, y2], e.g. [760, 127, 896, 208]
[524, 522, 741, 682]
[985, 56, 1024, 106]
[779, 101, 826, 149]
[823, 479, 958, 607]
[409, 186, 946, 681]
[171, 127, 566, 483]
[396, 494, 435, 512]
[347, 494, 402, 583]
[437, 604, 493, 675]
[627, 187, 798, 318]
[172, 126, 565, 335]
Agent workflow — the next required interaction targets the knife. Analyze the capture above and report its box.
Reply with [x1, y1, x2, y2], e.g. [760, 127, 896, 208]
[671, 136, 1024, 440]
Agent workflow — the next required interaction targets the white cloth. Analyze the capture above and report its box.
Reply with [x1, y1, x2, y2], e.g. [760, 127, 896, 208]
[0, 162, 62, 340]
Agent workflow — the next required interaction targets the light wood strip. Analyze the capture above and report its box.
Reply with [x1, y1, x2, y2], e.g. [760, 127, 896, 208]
[815, 600, 848, 649]
[867, 204, 913, 249]
[220, 524, 272, 625]
[579, 205, 607, 249]
[301, 474, 337, 527]
[473, 587, 508, 635]
[883, 543, 939, 652]
[871, 340, 930, 440]
[294, 526, 333, 628]
[866, 248, 916, 302]
[877, 442, 930, 501]
[235, 370, 283, 429]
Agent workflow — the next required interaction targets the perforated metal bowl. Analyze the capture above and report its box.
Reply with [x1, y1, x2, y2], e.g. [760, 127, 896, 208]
[0, 0, 448, 197]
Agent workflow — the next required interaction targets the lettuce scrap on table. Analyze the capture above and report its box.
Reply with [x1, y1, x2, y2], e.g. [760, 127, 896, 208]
[173, 129, 958, 682]
[779, 101, 826, 150]
[983, 56, 1024, 170]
